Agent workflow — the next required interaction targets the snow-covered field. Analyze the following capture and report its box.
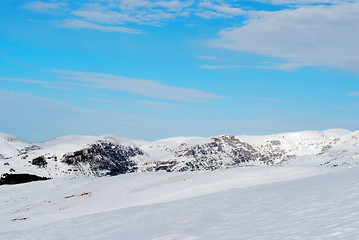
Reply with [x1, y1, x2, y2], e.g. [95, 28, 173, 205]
[1, 165, 358, 239]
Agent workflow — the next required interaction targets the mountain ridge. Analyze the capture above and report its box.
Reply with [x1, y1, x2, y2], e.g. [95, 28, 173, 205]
[1, 128, 358, 180]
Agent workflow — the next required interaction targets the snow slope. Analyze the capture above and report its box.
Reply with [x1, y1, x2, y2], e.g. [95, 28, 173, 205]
[237, 128, 352, 157]
[0, 166, 357, 239]
[286, 130, 359, 167]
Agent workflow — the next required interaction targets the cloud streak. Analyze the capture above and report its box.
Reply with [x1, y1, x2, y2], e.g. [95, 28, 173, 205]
[60, 19, 142, 33]
[0, 76, 49, 84]
[54, 70, 222, 101]
[22, 1, 65, 13]
[199, 62, 300, 71]
[1, 70, 222, 101]
[255, 0, 357, 6]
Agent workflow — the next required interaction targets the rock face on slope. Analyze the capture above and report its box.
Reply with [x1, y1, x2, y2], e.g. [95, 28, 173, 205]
[0, 129, 358, 179]
[60, 141, 142, 176]
[153, 135, 282, 172]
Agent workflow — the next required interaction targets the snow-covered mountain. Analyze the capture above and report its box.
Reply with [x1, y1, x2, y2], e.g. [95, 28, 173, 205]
[1, 130, 359, 239]
[1, 129, 358, 181]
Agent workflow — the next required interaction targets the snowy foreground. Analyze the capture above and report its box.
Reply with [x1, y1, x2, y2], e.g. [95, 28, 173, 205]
[1, 166, 358, 239]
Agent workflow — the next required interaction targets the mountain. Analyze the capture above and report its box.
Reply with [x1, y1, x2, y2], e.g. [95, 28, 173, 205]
[1, 129, 358, 180]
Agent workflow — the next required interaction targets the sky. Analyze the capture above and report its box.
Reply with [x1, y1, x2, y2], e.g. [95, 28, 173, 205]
[1, 0, 359, 142]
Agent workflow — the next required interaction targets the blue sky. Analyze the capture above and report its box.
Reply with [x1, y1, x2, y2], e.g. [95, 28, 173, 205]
[1, 0, 359, 142]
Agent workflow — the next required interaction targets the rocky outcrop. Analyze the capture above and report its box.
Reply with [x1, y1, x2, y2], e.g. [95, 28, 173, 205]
[171, 135, 273, 171]
[61, 141, 143, 176]
[32, 156, 48, 168]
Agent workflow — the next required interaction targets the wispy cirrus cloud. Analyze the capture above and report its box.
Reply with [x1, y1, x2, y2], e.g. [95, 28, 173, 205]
[241, 96, 280, 102]
[196, 55, 220, 61]
[198, 1, 245, 16]
[61, 19, 142, 33]
[254, 0, 358, 6]
[136, 100, 179, 110]
[23, 1, 247, 32]
[87, 98, 123, 104]
[0, 76, 49, 84]
[199, 62, 300, 71]
[1, 70, 222, 101]
[22, 1, 66, 13]
[155, 0, 194, 12]
[54, 69, 222, 101]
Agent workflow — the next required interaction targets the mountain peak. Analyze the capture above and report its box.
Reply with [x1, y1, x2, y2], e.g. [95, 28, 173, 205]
[0, 132, 24, 143]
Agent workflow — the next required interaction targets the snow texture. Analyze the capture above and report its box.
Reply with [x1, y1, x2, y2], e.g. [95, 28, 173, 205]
[0, 166, 358, 239]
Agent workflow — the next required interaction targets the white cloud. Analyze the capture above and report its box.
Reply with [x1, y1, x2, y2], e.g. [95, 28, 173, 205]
[23, 0, 251, 32]
[60, 19, 142, 33]
[117, 0, 153, 10]
[23, 1, 65, 13]
[0, 76, 49, 84]
[349, 92, 359, 96]
[1, 71, 221, 101]
[71, 10, 137, 24]
[199, 62, 300, 71]
[136, 100, 179, 110]
[54, 70, 222, 101]
[256, 0, 357, 6]
[196, 10, 231, 19]
[207, 2, 359, 71]
[87, 98, 123, 104]
[196, 55, 220, 60]
[155, 0, 194, 12]
[198, 1, 245, 16]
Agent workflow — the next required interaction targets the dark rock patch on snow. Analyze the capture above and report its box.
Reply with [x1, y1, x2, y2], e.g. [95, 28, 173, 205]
[32, 156, 48, 168]
[0, 173, 50, 186]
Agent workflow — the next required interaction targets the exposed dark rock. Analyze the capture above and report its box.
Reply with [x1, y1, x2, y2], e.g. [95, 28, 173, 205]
[32, 156, 48, 168]
[61, 141, 142, 176]
[24, 145, 41, 151]
[152, 160, 177, 172]
[0, 173, 50, 186]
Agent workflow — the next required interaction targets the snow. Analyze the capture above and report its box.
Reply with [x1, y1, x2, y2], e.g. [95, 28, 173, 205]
[237, 129, 352, 157]
[322, 128, 352, 139]
[40, 134, 136, 156]
[0, 133, 142, 177]
[1, 128, 358, 178]
[1, 129, 359, 239]
[0, 166, 358, 239]
[286, 130, 359, 167]
[0, 133, 29, 159]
